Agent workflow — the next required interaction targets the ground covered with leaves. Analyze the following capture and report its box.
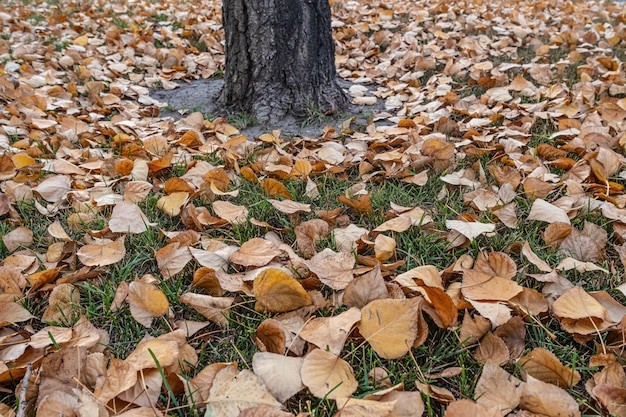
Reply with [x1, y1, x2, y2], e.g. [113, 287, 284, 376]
[2, 0, 626, 416]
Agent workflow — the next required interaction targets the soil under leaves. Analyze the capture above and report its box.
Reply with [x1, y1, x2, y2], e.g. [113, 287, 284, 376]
[2, 0, 626, 416]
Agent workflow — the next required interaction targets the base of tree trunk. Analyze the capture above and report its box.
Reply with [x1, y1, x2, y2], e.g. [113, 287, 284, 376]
[222, 0, 348, 123]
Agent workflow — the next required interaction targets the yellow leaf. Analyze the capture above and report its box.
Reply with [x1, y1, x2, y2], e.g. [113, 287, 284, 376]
[128, 276, 169, 327]
[157, 191, 189, 216]
[359, 298, 421, 359]
[253, 268, 312, 313]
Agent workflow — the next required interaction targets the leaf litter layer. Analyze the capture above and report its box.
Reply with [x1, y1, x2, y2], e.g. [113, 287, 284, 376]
[2, 0, 626, 416]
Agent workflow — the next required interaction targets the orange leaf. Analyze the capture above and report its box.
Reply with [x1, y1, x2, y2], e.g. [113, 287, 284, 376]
[253, 268, 312, 313]
[260, 178, 293, 200]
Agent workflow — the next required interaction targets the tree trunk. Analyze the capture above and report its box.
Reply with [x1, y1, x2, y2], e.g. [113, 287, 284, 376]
[222, 0, 348, 123]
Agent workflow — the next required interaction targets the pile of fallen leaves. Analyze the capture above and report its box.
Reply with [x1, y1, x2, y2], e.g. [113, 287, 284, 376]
[3, 0, 626, 415]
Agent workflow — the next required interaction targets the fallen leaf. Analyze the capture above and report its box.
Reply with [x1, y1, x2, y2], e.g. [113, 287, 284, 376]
[128, 276, 169, 327]
[301, 348, 358, 400]
[77, 238, 126, 267]
[253, 268, 312, 313]
[179, 292, 234, 327]
[305, 248, 355, 290]
[299, 307, 361, 355]
[475, 364, 523, 413]
[231, 238, 283, 267]
[252, 352, 304, 402]
[519, 375, 581, 417]
[109, 201, 154, 234]
[518, 347, 581, 388]
[445, 220, 495, 240]
[359, 298, 421, 359]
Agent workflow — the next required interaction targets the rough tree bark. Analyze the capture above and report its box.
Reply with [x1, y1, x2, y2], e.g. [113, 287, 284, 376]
[222, 0, 348, 123]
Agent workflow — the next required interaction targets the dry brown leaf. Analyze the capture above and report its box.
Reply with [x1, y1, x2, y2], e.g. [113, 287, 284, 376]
[299, 307, 360, 355]
[179, 292, 234, 327]
[473, 332, 509, 365]
[261, 178, 293, 200]
[461, 269, 523, 302]
[518, 347, 581, 388]
[41, 283, 80, 325]
[252, 352, 304, 402]
[374, 234, 396, 262]
[300, 348, 358, 400]
[204, 365, 282, 417]
[77, 238, 126, 267]
[269, 199, 311, 214]
[552, 287, 613, 335]
[128, 276, 169, 327]
[109, 201, 154, 234]
[212, 200, 249, 224]
[519, 375, 581, 417]
[253, 268, 312, 313]
[156, 242, 192, 278]
[157, 191, 189, 216]
[444, 399, 501, 417]
[305, 248, 355, 290]
[475, 364, 523, 413]
[231, 238, 283, 267]
[343, 263, 389, 308]
[359, 298, 421, 359]
[294, 219, 329, 258]
[2, 227, 33, 253]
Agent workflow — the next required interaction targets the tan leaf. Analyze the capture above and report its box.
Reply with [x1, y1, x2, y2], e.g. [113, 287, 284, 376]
[128, 276, 169, 327]
[238, 406, 295, 417]
[192, 267, 225, 296]
[252, 352, 304, 402]
[359, 298, 421, 359]
[0, 301, 34, 327]
[552, 287, 613, 334]
[212, 200, 249, 224]
[305, 248, 355, 290]
[110, 281, 129, 312]
[467, 300, 512, 327]
[179, 292, 233, 327]
[459, 312, 491, 346]
[2, 227, 33, 253]
[473, 332, 509, 365]
[301, 348, 358, 400]
[95, 357, 137, 404]
[77, 238, 126, 267]
[123, 181, 153, 202]
[592, 384, 626, 417]
[299, 307, 361, 356]
[518, 347, 581, 388]
[445, 220, 495, 240]
[32, 175, 72, 202]
[475, 364, 523, 413]
[231, 238, 283, 267]
[156, 242, 192, 278]
[521, 242, 553, 272]
[492, 202, 518, 228]
[269, 199, 311, 214]
[527, 199, 570, 224]
[253, 268, 312, 313]
[343, 264, 389, 308]
[519, 375, 581, 417]
[41, 283, 80, 325]
[47, 221, 72, 242]
[335, 397, 397, 415]
[157, 191, 189, 216]
[444, 399, 501, 417]
[260, 178, 293, 200]
[205, 366, 282, 417]
[190, 243, 238, 271]
[374, 234, 396, 262]
[109, 201, 154, 234]
[294, 219, 329, 258]
[461, 269, 523, 301]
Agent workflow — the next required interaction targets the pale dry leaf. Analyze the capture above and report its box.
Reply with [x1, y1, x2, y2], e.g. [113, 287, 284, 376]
[475, 363, 523, 413]
[269, 199, 311, 214]
[443, 399, 501, 417]
[527, 199, 570, 224]
[519, 375, 581, 417]
[359, 298, 421, 359]
[212, 200, 249, 224]
[157, 191, 189, 216]
[2, 227, 33, 253]
[128, 277, 169, 327]
[109, 201, 154, 234]
[445, 220, 495, 240]
[179, 292, 234, 327]
[231, 238, 283, 267]
[374, 234, 396, 262]
[333, 224, 369, 252]
[521, 242, 553, 272]
[299, 307, 361, 356]
[32, 175, 72, 202]
[252, 352, 304, 402]
[343, 263, 389, 308]
[552, 287, 613, 334]
[518, 347, 581, 388]
[305, 248, 355, 290]
[77, 238, 126, 267]
[461, 269, 523, 301]
[204, 366, 282, 417]
[156, 242, 192, 278]
[300, 348, 358, 400]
